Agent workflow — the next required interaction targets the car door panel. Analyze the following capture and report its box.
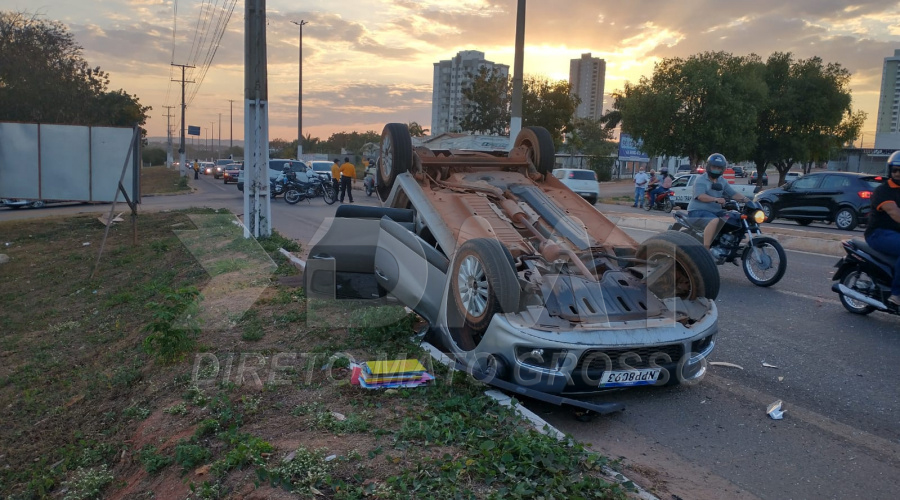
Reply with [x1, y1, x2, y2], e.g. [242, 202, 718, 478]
[374, 217, 448, 324]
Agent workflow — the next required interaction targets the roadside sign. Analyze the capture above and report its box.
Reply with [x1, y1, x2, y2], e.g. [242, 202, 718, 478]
[188, 125, 200, 136]
[618, 133, 650, 162]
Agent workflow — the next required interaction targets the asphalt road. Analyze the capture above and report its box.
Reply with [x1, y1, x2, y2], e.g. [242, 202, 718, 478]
[3, 173, 898, 499]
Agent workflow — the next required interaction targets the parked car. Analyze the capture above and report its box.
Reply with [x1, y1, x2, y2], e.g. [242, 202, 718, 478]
[304, 124, 720, 399]
[551, 168, 600, 204]
[223, 163, 242, 184]
[307, 160, 335, 182]
[784, 171, 801, 183]
[749, 170, 769, 186]
[2, 198, 49, 209]
[753, 171, 882, 230]
[732, 166, 745, 178]
[237, 159, 306, 191]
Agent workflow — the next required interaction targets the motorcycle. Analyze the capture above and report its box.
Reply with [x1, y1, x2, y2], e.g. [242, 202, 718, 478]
[670, 200, 787, 287]
[283, 174, 337, 205]
[644, 187, 674, 213]
[831, 239, 900, 316]
[364, 173, 375, 197]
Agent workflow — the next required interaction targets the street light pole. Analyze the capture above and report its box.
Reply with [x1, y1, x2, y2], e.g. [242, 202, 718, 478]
[290, 19, 308, 159]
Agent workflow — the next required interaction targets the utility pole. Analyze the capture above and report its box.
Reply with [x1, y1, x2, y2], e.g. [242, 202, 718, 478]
[509, 0, 525, 150]
[162, 105, 175, 167]
[245, 0, 272, 238]
[290, 19, 308, 159]
[228, 99, 235, 152]
[209, 121, 215, 158]
[171, 63, 195, 176]
[218, 113, 222, 158]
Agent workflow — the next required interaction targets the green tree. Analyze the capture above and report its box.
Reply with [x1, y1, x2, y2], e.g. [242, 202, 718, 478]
[565, 118, 617, 181]
[749, 53, 863, 185]
[408, 122, 429, 137]
[611, 51, 767, 168]
[522, 76, 580, 150]
[0, 11, 150, 141]
[142, 146, 167, 166]
[459, 66, 511, 135]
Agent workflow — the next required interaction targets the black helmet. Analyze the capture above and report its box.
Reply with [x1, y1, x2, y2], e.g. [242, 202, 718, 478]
[706, 153, 727, 178]
[887, 151, 900, 177]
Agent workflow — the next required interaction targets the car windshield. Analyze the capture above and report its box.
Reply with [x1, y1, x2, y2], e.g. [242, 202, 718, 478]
[310, 162, 332, 173]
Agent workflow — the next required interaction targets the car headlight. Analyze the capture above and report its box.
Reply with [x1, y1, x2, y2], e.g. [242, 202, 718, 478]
[753, 210, 766, 223]
[515, 347, 568, 371]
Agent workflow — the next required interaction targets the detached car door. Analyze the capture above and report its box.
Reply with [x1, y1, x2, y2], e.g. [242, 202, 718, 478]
[374, 217, 449, 324]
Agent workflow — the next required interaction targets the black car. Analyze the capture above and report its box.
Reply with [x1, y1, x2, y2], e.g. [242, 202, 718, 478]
[749, 170, 768, 186]
[732, 166, 745, 178]
[753, 171, 882, 230]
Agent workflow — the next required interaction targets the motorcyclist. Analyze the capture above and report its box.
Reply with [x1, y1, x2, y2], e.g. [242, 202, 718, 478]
[649, 167, 672, 205]
[687, 153, 750, 249]
[864, 151, 900, 306]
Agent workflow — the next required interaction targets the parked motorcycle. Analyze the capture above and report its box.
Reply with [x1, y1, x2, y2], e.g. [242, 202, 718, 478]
[364, 173, 375, 197]
[669, 200, 787, 287]
[831, 239, 900, 316]
[644, 188, 674, 213]
[283, 175, 336, 205]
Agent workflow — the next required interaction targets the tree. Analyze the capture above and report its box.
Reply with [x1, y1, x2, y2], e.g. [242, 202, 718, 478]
[142, 146, 167, 166]
[749, 53, 863, 185]
[459, 66, 511, 135]
[407, 122, 429, 137]
[611, 51, 767, 168]
[566, 118, 617, 180]
[0, 11, 150, 141]
[522, 76, 580, 150]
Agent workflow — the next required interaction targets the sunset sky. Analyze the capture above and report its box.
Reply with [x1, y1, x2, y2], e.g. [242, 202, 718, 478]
[5, 0, 900, 146]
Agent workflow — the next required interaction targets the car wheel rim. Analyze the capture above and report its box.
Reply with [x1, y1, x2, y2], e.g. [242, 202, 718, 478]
[380, 138, 393, 179]
[762, 204, 772, 220]
[457, 255, 488, 317]
[836, 211, 852, 228]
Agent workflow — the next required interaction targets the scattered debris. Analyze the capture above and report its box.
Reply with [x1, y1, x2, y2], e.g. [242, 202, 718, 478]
[762, 362, 779, 369]
[97, 212, 124, 226]
[82, 242, 91, 246]
[325, 454, 337, 462]
[778, 376, 784, 382]
[0, 254, 9, 265]
[709, 361, 744, 370]
[354, 359, 433, 389]
[767, 400, 785, 420]
[331, 412, 346, 421]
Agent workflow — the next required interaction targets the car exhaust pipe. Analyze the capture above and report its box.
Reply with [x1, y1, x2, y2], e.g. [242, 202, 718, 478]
[833, 283, 887, 310]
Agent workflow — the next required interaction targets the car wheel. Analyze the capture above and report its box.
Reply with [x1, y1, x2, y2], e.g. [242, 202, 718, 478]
[838, 268, 876, 315]
[377, 123, 413, 202]
[760, 201, 774, 222]
[636, 231, 720, 301]
[447, 238, 520, 351]
[513, 126, 555, 175]
[834, 208, 858, 231]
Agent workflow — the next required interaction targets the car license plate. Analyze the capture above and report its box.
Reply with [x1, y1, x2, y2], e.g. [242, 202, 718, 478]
[599, 368, 661, 388]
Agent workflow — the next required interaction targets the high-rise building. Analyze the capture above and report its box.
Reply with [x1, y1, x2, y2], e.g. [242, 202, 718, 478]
[874, 49, 900, 149]
[431, 51, 509, 135]
[569, 53, 606, 121]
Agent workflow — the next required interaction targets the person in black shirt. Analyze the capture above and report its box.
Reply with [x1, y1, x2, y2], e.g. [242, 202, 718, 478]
[864, 151, 900, 305]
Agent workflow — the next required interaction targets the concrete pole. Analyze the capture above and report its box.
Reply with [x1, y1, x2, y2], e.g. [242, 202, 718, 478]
[509, 0, 526, 150]
[245, 0, 271, 238]
[290, 20, 308, 159]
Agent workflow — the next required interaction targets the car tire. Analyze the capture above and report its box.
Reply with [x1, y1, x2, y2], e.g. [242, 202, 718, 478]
[760, 201, 774, 223]
[447, 238, 520, 351]
[377, 123, 413, 202]
[636, 231, 720, 301]
[834, 208, 858, 231]
[514, 126, 555, 175]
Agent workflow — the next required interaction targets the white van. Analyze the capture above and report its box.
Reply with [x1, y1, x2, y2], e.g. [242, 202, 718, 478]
[551, 168, 600, 205]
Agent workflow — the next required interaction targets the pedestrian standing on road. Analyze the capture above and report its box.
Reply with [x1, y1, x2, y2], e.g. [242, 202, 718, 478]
[633, 167, 649, 208]
[193, 159, 200, 180]
[864, 151, 900, 306]
[331, 159, 341, 196]
[339, 157, 355, 203]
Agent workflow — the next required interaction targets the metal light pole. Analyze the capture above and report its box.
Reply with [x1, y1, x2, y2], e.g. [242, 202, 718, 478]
[509, 0, 525, 150]
[290, 20, 308, 159]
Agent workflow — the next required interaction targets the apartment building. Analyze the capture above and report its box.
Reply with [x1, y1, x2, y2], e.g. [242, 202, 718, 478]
[874, 49, 900, 149]
[431, 51, 509, 135]
[569, 53, 606, 121]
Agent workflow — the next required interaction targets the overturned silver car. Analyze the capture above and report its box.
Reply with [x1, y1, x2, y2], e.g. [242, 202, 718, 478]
[305, 124, 719, 396]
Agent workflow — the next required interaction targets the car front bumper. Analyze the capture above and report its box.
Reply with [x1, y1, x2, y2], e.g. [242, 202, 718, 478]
[449, 301, 718, 395]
